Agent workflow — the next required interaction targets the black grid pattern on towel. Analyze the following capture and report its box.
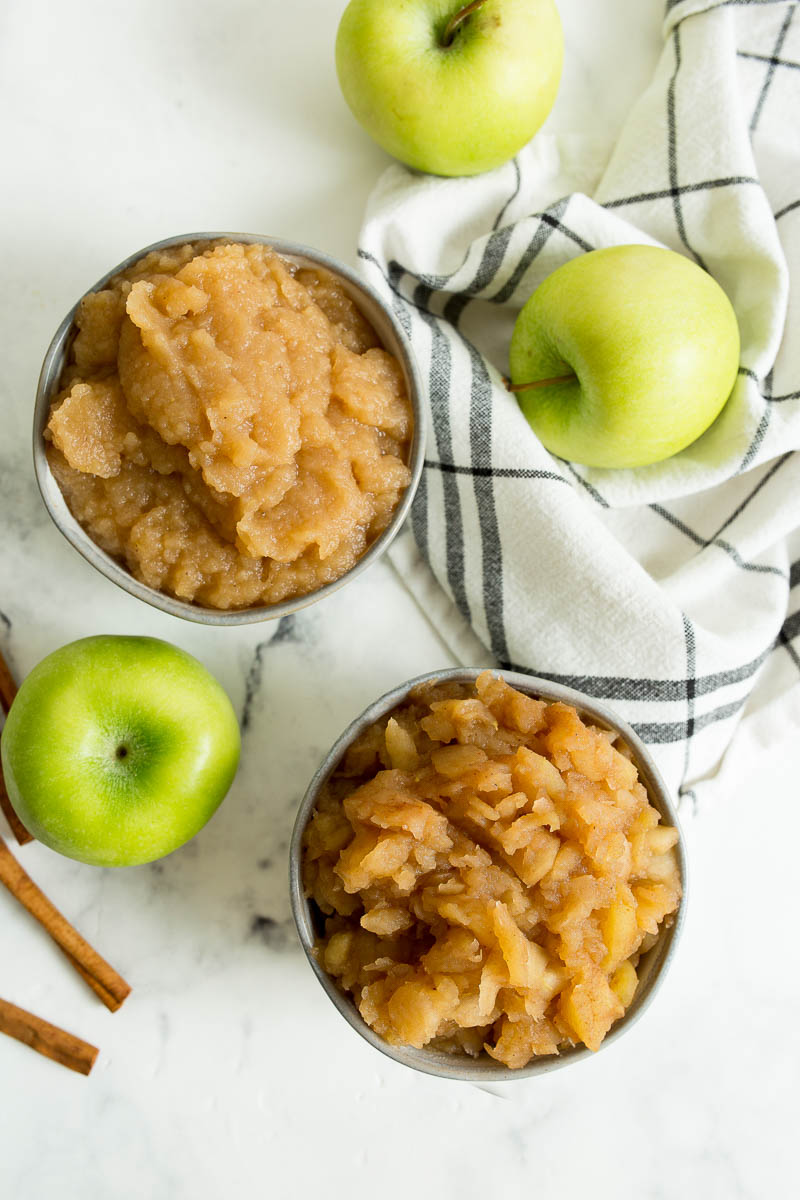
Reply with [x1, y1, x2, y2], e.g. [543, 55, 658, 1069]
[359, 0, 800, 788]
[748, 4, 795, 131]
[365, 244, 800, 749]
[667, 0, 795, 14]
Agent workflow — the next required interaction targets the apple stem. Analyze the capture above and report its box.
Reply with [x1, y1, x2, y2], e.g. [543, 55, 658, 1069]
[506, 374, 577, 393]
[441, 0, 488, 47]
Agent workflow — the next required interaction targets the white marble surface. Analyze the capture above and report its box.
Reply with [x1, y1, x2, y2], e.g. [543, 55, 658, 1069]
[0, 2, 795, 1197]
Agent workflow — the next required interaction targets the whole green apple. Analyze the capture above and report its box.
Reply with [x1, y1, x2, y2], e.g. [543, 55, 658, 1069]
[335, 0, 563, 177]
[509, 245, 741, 468]
[1, 636, 241, 867]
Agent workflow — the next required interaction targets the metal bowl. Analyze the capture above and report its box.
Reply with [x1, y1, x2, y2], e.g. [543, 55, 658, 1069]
[33, 232, 425, 626]
[289, 667, 687, 1082]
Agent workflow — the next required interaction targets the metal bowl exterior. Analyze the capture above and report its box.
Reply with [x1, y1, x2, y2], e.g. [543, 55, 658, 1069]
[289, 668, 687, 1083]
[33, 232, 426, 626]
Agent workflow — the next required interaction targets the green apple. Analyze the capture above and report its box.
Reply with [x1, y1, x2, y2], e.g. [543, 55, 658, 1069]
[335, 0, 563, 177]
[509, 245, 741, 469]
[1, 636, 240, 867]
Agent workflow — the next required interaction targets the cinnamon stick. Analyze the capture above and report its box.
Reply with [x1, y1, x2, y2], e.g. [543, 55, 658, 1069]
[0, 648, 16, 713]
[0, 647, 33, 845]
[64, 953, 127, 1013]
[0, 838, 131, 1012]
[0, 996, 98, 1075]
[0, 768, 32, 847]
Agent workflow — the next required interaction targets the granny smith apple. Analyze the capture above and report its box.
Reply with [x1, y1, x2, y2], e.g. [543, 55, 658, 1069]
[1, 636, 240, 867]
[509, 244, 741, 468]
[335, 0, 563, 176]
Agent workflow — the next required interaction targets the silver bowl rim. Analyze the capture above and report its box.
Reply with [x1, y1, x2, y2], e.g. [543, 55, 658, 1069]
[289, 667, 688, 1083]
[33, 231, 426, 626]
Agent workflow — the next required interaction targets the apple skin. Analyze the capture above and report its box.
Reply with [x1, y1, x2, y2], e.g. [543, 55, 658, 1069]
[335, 0, 563, 177]
[0, 636, 241, 867]
[509, 245, 741, 469]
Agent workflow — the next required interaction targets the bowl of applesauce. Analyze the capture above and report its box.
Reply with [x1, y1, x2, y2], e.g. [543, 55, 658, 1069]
[33, 233, 425, 625]
[290, 668, 687, 1082]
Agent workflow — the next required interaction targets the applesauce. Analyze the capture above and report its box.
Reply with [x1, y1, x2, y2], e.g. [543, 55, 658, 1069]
[45, 241, 413, 610]
[303, 672, 681, 1068]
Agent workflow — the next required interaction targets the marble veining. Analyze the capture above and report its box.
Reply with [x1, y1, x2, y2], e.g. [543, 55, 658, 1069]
[249, 913, 295, 951]
[240, 614, 302, 732]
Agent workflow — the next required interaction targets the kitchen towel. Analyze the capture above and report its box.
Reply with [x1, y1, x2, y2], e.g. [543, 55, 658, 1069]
[358, 0, 800, 804]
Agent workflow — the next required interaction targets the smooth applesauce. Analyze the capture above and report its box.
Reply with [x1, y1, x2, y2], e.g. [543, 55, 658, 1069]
[46, 241, 413, 609]
[303, 673, 682, 1068]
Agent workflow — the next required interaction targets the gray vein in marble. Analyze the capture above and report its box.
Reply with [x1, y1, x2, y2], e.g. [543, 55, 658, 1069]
[269, 613, 301, 645]
[240, 614, 302, 733]
[153, 1010, 170, 1079]
[249, 913, 294, 951]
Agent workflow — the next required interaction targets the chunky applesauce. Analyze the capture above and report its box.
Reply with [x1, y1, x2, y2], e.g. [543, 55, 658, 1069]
[303, 673, 681, 1068]
[45, 241, 412, 609]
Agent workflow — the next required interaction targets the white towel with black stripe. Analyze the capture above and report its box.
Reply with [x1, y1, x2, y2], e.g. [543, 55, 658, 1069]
[358, 0, 800, 805]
